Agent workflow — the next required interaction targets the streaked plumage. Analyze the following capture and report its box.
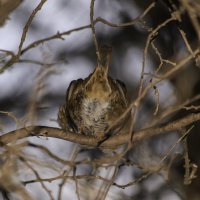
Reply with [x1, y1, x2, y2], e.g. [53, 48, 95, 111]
[58, 45, 129, 137]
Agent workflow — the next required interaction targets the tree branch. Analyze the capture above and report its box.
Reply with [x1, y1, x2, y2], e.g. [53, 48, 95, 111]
[1, 113, 200, 149]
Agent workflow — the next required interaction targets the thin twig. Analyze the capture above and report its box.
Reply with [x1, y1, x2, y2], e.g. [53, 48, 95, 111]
[18, 0, 47, 57]
[96, 1, 155, 28]
[90, 0, 100, 61]
[0, 0, 47, 73]
[21, 157, 54, 200]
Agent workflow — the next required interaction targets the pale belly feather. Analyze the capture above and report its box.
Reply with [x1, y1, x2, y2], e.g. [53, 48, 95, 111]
[81, 98, 110, 134]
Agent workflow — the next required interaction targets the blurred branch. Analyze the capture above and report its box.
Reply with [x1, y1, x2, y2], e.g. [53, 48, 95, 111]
[130, 16, 177, 135]
[150, 94, 200, 126]
[0, 0, 156, 74]
[140, 16, 176, 96]
[21, 157, 54, 200]
[25, 174, 111, 185]
[18, 59, 59, 66]
[24, 168, 151, 190]
[28, 142, 75, 166]
[111, 127, 193, 189]
[182, 131, 198, 185]
[58, 147, 79, 200]
[0, 0, 47, 73]
[103, 47, 199, 134]
[178, 28, 196, 58]
[96, 166, 118, 200]
[180, 0, 200, 41]
[0, 144, 34, 200]
[96, 1, 155, 28]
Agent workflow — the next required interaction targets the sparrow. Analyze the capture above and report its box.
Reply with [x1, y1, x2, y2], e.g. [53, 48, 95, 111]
[58, 45, 129, 138]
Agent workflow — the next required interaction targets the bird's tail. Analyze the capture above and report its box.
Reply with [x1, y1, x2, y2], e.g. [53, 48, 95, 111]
[98, 44, 112, 73]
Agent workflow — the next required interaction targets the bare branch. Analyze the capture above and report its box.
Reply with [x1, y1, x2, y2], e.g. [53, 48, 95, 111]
[90, 0, 100, 61]
[1, 112, 200, 149]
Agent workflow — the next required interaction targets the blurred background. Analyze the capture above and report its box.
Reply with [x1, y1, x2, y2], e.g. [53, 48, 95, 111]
[0, 0, 200, 199]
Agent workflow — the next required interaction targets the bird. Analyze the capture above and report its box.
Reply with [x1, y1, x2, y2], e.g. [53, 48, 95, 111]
[58, 45, 129, 138]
